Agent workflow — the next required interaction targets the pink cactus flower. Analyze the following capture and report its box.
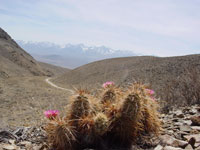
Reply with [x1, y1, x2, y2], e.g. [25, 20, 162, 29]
[44, 110, 59, 120]
[102, 81, 115, 88]
[146, 89, 155, 95]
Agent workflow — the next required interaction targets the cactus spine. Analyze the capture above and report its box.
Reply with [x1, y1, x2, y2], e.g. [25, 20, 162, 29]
[45, 118, 76, 150]
[93, 112, 109, 136]
[45, 83, 161, 150]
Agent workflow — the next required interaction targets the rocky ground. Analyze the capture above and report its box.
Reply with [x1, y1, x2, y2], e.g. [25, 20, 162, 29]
[0, 105, 199, 150]
[157, 105, 200, 150]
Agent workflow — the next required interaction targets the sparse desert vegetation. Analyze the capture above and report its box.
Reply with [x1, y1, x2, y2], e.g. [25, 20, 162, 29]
[0, 27, 200, 150]
[53, 54, 200, 112]
[0, 76, 71, 128]
[45, 82, 161, 150]
[161, 67, 200, 112]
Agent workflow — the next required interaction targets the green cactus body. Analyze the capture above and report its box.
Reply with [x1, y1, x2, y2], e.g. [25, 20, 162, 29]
[140, 96, 161, 135]
[93, 112, 109, 136]
[70, 95, 90, 120]
[45, 118, 76, 150]
[102, 89, 116, 103]
[121, 94, 140, 120]
[106, 92, 142, 148]
[45, 83, 161, 150]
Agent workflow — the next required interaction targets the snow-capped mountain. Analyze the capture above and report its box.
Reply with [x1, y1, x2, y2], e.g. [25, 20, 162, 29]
[17, 41, 138, 69]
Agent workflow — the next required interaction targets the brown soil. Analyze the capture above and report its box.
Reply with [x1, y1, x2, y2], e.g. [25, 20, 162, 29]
[0, 76, 71, 128]
[38, 62, 70, 77]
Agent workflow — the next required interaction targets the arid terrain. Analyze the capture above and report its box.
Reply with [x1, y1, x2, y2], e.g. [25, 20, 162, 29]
[53, 55, 200, 110]
[54, 55, 200, 90]
[0, 28, 71, 128]
[38, 62, 70, 77]
[0, 27, 200, 150]
[0, 76, 71, 128]
[1, 27, 200, 127]
[0, 28, 47, 78]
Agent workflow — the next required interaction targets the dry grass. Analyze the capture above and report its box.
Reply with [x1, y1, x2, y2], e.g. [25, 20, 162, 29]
[54, 54, 200, 90]
[38, 62, 70, 77]
[161, 67, 200, 112]
[53, 54, 200, 112]
[0, 76, 71, 128]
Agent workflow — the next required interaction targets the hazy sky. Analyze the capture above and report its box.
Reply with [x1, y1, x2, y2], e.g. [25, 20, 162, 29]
[0, 0, 200, 56]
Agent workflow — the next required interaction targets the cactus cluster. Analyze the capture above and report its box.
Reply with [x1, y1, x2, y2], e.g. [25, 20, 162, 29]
[45, 83, 161, 150]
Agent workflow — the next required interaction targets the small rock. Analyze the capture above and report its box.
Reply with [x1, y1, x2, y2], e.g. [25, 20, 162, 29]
[32, 144, 44, 150]
[0, 130, 17, 143]
[167, 130, 174, 134]
[190, 116, 200, 126]
[161, 114, 166, 118]
[19, 141, 31, 146]
[191, 126, 200, 131]
[173, 110, 184, 118]
[189, 109, 197, 115]
[1, 144, 17, 150]
[154, 145, 163, 150]
[179, 131, 189, 137]
[163, 146, 183, 150]
[172, 118, 180, 122]
[183, 120, 192, 126]
[174, 122, 183, 126]
[182, 108, 190, 113]
[184, 144, 193, 150]
[194, 142, 200, 148]
[188, 137, 196, 149]
[197, 107, 200, 112]
[179, 125, 191, 132]
[160, 135, 188, 148]
[184, 134, 200, 143]
[8, 140, 15, 145]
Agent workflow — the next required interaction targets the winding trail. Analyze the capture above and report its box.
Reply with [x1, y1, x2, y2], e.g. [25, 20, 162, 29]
[45, 78, 74, 94]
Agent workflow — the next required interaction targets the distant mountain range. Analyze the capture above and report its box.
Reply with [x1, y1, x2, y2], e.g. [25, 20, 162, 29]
[17, 41, 139, 68]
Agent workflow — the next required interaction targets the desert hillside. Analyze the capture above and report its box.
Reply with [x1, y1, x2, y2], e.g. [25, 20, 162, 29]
[0, 28, 71, 128]
[0, 28, 46, 78]
[54, 54, 200, 110]
[54, 55, 200, 90]
[38, 62, 70, 76]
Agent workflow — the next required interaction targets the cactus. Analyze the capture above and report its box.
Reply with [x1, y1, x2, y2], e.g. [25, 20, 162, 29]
[140, 96, 161, 135]
[93, 112, 109, 136]
[100, 85, 123, 117]
[77, 115, 95, 148]
[45, 118, 76, 150]
[67, 90, 102, 149]
[106, 92, 142, 148]
[102, 88, 116, 103]
[69, 94, 90, 120]
[68, 90, 100, 120]
[45, 82, 161, 150]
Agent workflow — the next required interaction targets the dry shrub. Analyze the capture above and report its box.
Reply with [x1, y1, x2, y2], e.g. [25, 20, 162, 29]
[161, 67, 200, 112]
[45, 83, 161, 150]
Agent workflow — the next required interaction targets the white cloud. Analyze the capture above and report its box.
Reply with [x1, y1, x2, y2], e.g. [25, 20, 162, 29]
[0, 0, 200, 56]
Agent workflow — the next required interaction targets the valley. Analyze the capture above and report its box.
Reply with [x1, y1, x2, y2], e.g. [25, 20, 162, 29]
[0, 27, 200, 150]
[0, 28, 71, 128]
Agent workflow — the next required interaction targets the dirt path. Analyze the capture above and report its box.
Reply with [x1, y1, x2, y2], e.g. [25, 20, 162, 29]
[45, 78, 74, 94]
